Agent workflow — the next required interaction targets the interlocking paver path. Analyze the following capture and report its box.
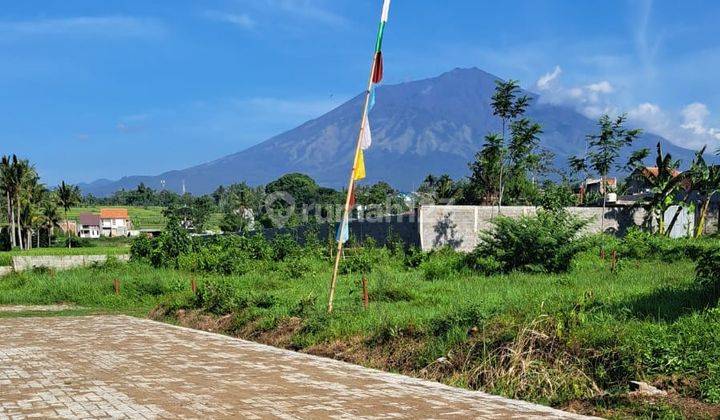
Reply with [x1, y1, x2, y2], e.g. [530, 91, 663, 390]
[0, 316, 589, 419]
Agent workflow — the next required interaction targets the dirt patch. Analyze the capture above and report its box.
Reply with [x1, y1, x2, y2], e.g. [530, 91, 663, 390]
[564, 389, 720, 419]
[254, 317, 303, 348]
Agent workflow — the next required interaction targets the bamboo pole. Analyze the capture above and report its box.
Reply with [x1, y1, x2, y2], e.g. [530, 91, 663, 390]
[328, 19, 385, 314]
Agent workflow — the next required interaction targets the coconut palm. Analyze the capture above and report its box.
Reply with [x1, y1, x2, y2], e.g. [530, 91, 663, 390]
[0, 155, 16, 248]
[41, 198, 61, 246]
[56, 181, 81, 247]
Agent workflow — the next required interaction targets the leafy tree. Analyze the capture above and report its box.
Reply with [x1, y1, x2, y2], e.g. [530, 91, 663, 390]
[569, 114, 642, 230]
[418, 174, 463, 204]
[503, 118, 544, 204]
[490, 79, 530, 208]
[538, 181, 577, 212]
[467, 133, 503, 204]
[265, 173, 319, 206]
[56, 181, 81, 247]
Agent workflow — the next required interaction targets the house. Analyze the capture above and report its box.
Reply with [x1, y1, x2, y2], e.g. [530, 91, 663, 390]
[579, 177, 617, 203]
[77, 213, 101, 239]
[100, 208, 132, 237]
[58, 220, 77, 236]
[625, 166, 688, 196]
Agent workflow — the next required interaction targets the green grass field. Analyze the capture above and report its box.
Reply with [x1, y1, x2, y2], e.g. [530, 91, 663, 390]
[63, 205, 222, 230]
[0, 249, 718, 417]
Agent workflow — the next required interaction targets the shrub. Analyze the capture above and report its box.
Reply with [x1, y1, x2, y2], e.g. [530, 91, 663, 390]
[340, 250, 373, 275]
[271, 234, 300, 261]
[130, 235, 154, 262]
[695, 248, 720, 292]
[420, 247, 464, 280]
[196, 277, 239, 315]
[239, 234, 273, 261]
[470, 210, 589, 274]
[617, 228, 720, 262]
[404, 245, 426, 269]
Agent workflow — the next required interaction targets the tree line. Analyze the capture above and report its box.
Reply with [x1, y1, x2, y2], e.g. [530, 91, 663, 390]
[1, 156, 81, 250]
[5, 80, 720, 248]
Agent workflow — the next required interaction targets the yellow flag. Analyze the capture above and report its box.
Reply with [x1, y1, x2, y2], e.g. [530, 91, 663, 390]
[354, 149, 366, 180]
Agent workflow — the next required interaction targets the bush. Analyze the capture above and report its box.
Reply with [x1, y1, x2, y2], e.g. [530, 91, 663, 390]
[130, 235, 154, 262]
[470, 210, 589, 274]
[617, 228, 720, 261]
[270, 234, 300, 261]
[63, 236, 92, 248]
[420, 247, 464, 280]
[196, 277, 239, 315]
[695, 248, 720, 291]
[404, 245, 426, 269]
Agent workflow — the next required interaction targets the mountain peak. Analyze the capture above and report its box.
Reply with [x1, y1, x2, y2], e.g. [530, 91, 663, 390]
[80, 68, 696, 196]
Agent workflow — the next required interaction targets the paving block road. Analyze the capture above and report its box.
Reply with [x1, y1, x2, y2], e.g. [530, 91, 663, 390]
[0, 316, 590, 419]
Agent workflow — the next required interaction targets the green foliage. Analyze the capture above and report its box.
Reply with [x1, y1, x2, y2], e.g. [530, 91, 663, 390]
[130, 235, 153, 262]
[470, 210, 589, 273]
[270, 233, 300, 261]
[614, 227, 720, 261]
[537, 181, 577, 212]
[419, 247, 465, 280]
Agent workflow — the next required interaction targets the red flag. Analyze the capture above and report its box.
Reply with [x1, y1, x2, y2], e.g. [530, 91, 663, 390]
[372, 52, 383, 84]
[349, 182, 356, 207]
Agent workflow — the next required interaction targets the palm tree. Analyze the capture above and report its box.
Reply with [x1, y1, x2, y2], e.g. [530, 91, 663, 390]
[0, 155, 15, 248]
[687, 146, 720, 237]
[11, 157, 32, 250]
[41, 198, 61, 247]
[56, 181, 81, 247]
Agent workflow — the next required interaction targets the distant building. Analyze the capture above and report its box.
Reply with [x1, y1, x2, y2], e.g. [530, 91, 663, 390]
[77, 213, 101, 239]
[58, 220, 77, 236]
[625, 166, 687, 196]
[100, 208, 132, 237]
[579, 177, 617, 203]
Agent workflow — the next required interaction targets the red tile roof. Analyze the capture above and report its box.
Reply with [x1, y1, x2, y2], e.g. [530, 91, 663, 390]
[100, 208, 129, 219]
[78, 213, 101, 226]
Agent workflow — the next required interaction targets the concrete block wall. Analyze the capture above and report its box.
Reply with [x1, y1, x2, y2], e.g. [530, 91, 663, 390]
[0, 266, 12, 277]
[11, 254, 130, 273]
[419, 205, 666, 252]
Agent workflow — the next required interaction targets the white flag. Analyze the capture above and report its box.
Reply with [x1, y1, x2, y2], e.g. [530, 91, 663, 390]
[360, 114, 372, 150]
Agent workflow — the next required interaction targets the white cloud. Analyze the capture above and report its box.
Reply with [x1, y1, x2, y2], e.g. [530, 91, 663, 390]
[0, 16, 165, 38]
[681, 103, 720, 141]
[627, 101, 720, 149]
[586, 81, 613, 94]
[536, 66, 561, 90]
[535, 65, 615, 118]
[265, 0, 346, 26]
[203, 11, 256, 30]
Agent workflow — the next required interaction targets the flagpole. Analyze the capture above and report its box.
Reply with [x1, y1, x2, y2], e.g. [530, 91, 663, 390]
[328, 2, 389, 313]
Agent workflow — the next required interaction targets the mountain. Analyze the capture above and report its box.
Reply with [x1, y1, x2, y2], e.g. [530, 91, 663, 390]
[80, 68, 703, 196]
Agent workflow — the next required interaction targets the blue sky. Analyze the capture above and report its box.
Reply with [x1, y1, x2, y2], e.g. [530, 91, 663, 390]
[2, 0, 719, 185]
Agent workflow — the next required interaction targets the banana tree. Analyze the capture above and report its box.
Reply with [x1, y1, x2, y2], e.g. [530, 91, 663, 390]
[687, 146, 720, 237]
[638, 142, 683, 235]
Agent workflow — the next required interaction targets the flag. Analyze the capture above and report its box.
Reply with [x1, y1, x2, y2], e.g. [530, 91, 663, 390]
[354, 149, 366, 180]
[359, 114, 372, 150]
[335, 218, 349, 243]
[371, 0, 390, 84]
[368, 86, 376, 111]
[349, 182, 356, 207]
[371, 52, 383, 84]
